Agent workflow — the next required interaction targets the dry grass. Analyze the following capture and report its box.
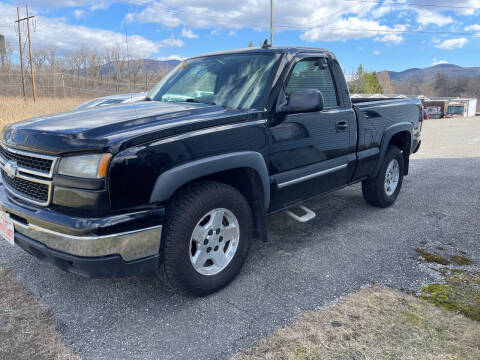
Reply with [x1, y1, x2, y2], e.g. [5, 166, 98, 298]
[0, 264, 80, 360]
[0, 96, 92, 127]
[234, 286, 480, 360]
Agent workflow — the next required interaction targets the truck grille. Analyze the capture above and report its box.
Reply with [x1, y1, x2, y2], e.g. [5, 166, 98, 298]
[0, 144, 57, 206]
[0, 146, 54, 175]
[1, 169, 50, 203]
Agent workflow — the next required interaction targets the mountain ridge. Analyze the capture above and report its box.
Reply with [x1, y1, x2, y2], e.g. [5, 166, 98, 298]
[383, 63, 480, 82]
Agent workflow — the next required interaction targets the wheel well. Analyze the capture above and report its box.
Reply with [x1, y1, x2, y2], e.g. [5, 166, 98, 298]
[388, 131, 411, 175]
[173, 168, 268, 241]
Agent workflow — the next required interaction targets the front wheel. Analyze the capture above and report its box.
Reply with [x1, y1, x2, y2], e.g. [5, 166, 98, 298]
[362, 145, 404, 208]
[160, 181, 253, 297]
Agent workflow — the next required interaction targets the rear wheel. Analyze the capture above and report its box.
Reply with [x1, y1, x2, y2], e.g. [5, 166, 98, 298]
[160, 181, 252, 297]
[362, 145, 404, 208]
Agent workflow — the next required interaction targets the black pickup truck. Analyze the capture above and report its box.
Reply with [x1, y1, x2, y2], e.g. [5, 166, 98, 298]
[0, 47, 422, 296]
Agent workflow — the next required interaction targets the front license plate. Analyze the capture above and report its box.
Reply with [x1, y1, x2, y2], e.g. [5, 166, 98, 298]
[0, 211, 14, 246]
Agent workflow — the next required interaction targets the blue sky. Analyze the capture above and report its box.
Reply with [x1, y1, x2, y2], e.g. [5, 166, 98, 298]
[1, 0, 480, 72]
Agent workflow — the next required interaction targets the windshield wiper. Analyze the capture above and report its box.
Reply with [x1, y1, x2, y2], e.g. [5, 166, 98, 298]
[144, 96, 154, 101]
[185, 98, 216, 105]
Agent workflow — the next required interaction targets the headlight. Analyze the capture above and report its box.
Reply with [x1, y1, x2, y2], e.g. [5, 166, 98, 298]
[58, 153, 112, 179]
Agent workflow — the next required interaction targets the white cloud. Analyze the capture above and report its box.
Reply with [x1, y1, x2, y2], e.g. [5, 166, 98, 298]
[371, 3, 394, 18]
[89, 2, 111, 11]
[465, 24, 480, 31]
[18, 0, 104, 7]
[301, 17, 406, 43]
[156, 55, 185, 61]
[0, 3, 171, 58]
[432, 58, 448, 65]
[415, 9, 454, 27]
[465, 24, 480, 36]
[125, 3, 182, 27]
[73, 9, 86, 19]
[374, 33, 404, 44]
[373, 50, 381, 55]
[158, 38, 184, 47]
[434, 37, 468, 50]
[17, 0, 113, 10]
[181, 28, 199, 39]
[127, 1, 409, 43]
[5, 0, 479, 56]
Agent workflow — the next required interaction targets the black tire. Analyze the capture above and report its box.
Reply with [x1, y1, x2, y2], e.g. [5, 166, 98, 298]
[159, 181, 253, 297]
[362, 145, 404, 208]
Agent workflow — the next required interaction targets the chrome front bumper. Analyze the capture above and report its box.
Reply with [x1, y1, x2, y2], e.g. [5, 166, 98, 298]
[12, 219, 162, 261]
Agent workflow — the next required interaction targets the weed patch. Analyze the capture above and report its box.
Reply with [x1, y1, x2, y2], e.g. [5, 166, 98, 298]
[451, 255, 473, 266]
[415, 248, 450, 265]
[421, 270, 480, 321]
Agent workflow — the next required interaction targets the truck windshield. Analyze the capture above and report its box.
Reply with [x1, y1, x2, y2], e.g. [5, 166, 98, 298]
[147, 53, 280, 110]
[447, 106, 464, 115]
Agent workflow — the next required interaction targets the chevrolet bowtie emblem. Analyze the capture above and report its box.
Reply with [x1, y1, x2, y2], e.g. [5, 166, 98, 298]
[4, 161, 18, 178]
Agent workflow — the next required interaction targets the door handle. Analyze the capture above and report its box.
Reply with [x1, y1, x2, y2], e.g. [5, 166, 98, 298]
[336, 121, 348, 132]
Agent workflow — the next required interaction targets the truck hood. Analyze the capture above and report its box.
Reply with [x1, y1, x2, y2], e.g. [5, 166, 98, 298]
[1, 101, 254, 155]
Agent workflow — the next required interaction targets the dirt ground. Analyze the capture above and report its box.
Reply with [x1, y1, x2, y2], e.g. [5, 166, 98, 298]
[413, 116, 480, 159]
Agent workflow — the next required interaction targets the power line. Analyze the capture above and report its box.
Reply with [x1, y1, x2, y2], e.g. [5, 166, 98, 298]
[135, 2, 478, 36]
[139, 2, 363, 29]
[277, 26, 478, 36]
[344, 0, 480, 11]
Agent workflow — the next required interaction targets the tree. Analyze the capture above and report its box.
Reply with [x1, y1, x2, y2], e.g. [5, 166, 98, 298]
[32, 48, 49, 73]
[349, 65, 383, 94]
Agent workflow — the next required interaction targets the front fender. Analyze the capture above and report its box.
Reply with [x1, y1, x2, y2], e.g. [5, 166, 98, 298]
[149, 151, 270, 209]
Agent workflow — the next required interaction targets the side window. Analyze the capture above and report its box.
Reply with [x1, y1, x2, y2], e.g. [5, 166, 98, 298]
[285, 58, 339, 108]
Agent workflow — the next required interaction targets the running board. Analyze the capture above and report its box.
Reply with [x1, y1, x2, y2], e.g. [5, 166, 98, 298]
[285, 205, 316, 223]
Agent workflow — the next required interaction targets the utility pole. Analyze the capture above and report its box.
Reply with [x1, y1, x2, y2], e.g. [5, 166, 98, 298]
[0, 34, 6, 67]
[26, 5, 36, 102]
[270, 0, 274, 46]
[15, 6, 35, 101]
[15, 7, 26, 101]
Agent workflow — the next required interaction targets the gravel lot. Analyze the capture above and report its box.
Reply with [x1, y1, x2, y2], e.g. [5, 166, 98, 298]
[1, 117, 479, 360]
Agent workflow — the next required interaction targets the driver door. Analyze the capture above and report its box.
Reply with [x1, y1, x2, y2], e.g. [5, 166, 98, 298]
[268, 56, 356, 211]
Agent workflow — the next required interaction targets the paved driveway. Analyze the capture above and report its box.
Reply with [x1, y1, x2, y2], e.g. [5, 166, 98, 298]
[1, 117, 479, 360]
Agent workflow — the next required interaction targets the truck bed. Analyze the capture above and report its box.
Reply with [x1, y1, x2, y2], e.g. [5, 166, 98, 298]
[352, 97, 422, 153]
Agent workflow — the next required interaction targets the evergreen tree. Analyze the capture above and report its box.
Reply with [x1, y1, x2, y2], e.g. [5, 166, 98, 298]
[348, 65, 383, 94]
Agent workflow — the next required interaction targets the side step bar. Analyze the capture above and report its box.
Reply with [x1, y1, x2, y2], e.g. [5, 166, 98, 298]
[286, 205, 316, 223]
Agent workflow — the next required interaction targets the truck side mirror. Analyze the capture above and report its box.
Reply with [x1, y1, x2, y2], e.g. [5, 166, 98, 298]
[276, 89, 324, 116]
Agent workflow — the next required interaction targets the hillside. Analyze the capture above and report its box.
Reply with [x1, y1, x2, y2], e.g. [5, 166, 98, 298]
[386, 64, 480, 82]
